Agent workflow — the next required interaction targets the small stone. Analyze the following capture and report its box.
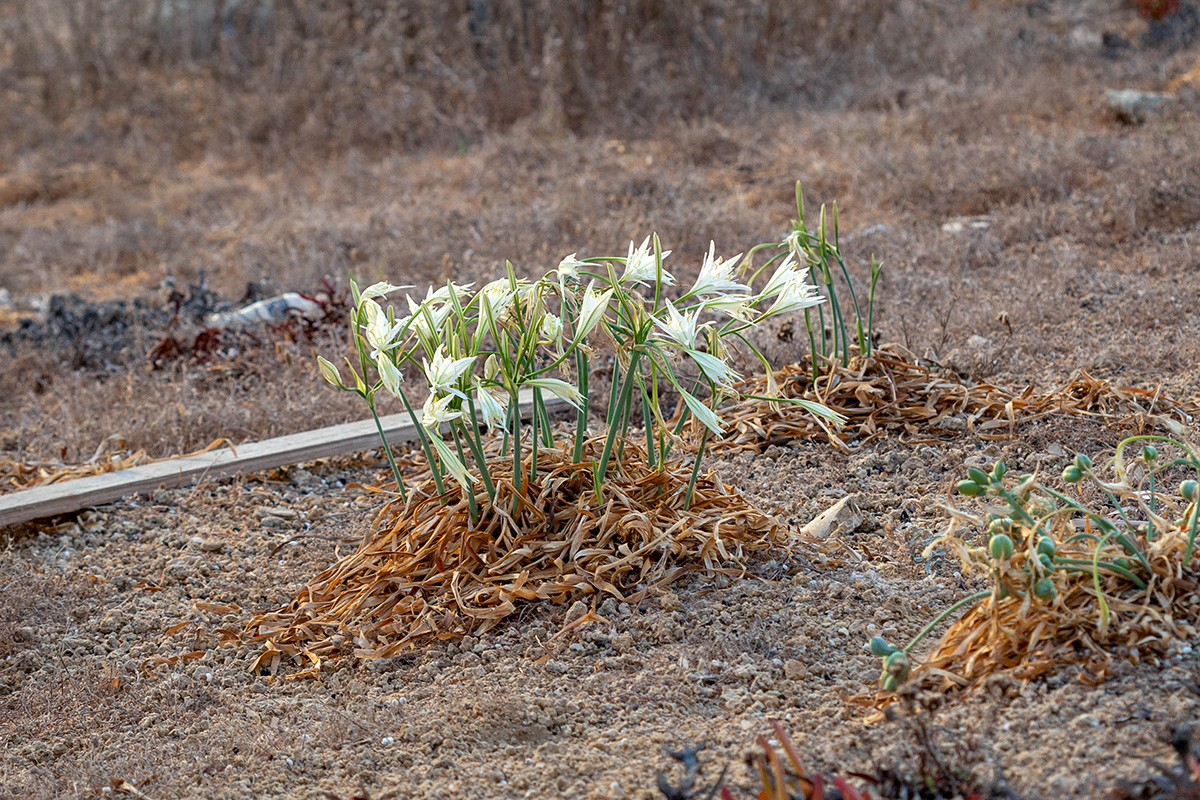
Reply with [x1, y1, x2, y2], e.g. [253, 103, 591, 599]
[545, 660, 569, 675]
[563, 600, 588, 624]
[98, 610, 125, 634]
[783, 660, 807, 681]
[657, 591, 682, 612]
[152, 489, 171, 505]
[598, 597, 619, 618]
[290, 468, 322, 490]
[198, 538, 225, 553]
[1105, 88, 1172, 124]
[255, 506, 298, 520]
[612, 633, 635, 654]
[259, 516, 288, 529]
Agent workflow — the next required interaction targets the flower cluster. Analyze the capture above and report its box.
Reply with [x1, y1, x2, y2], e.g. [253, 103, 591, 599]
[318, 234, 838, 516]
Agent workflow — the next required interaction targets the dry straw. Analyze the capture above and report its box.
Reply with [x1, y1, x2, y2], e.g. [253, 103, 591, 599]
[246, 440, 787, 678]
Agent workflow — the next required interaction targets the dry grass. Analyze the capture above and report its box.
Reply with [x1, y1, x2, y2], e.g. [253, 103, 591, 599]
[245, 440, 789, 677]
[717, 343, 1197, 452]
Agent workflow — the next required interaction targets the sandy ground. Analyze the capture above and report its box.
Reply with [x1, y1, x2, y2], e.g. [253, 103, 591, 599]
[4, 1, 1200, 798]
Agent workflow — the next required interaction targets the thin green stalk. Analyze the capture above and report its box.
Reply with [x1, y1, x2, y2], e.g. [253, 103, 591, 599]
[903, 590, 993, 655]
[397, 389, 445, 497]
[684, 427, 710, 511]
[573, 347, 589, 464]
[595, 350, 642, 501]
[530, 387, 540, 485]
[510, 395, 522, 515]
[642, 383, 656, 469]
[368, 399, 407, 502]
[451, 425, 479, 525]
[536, 389, 555, 448]
[1055, 560, 1147, 590]
[465, 397, 497, 504]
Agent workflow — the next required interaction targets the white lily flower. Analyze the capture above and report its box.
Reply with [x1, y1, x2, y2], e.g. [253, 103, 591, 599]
[414, 282, 475, 307]
[760, 273, 824, 319]
[680, 389, 724, 435]
[421, 393, 463, 427]
[783, 228, 803, 255]
[316, 356, 344, 388]
[557, 253, 587, 280]
[574, 283, 613, 341]
[426, 433, 478, 487]
[688, 350, 740, 388]
[690, 241, 747, 297]
[361, 300, 404, 359]
[474, 385, 507, 431]
[540, 313, 564, 345]
[524, 377, 582, 408]
[376, 354, 403, 397]
[758, 253, 805, 299]
[651, 300, 706, 349]
[357, 281, 411, 303]
[620, 236, 673, 287]
[423, 346, 476, 396]
[702, 295, 758, 323]
[479, 279, 516, 329]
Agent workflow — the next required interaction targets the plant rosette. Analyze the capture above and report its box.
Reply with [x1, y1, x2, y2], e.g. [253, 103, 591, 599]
[248, 233, 846, 672]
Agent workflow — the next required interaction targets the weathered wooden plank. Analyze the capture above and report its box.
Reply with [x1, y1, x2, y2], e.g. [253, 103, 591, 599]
[0, 393, 564, 528]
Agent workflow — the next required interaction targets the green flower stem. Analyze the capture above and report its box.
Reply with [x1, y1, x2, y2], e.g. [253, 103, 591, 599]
[1055, 560, 1147, 590]
[464, 397, 497, 504]
[573, 347, 589, 464]
[451, 424, 479, 525]
[595, 350, 642, 501]
[368, 399, 407, 502]
[397, 389, 446, 497]
[530, 388, 540, 485]
[903, 590, 993, 655]
[510, 394, 523, 515]
[684, 427, 710, 511]
[642, 383, 656, 469]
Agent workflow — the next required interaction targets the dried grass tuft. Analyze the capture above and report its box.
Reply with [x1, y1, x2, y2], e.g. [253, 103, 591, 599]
[718, 343, 1195, 451]
[245, 439, 789, 677]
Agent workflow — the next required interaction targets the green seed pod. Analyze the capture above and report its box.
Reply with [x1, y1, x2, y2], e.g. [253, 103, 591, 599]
[881, 673, 899, 692]
[1036, 537, 1056, 559]
[1113, 557, 1132, 571]
[884, 651, 911, 682]
[957, 480, 985, 497]
[1038, 553, 1054, 571]
[1181, 480, 1199, 503]
[1061, 465, 1083, 484]
[1074, 453, 1093, 471]
[989, 533, 1015, 560]
[1142, 445, 1158, 463]
[986, 519, 1007, 538]
[869, 637, 897, 657]
[1034, 577, 1057, 599]
[991, 461, 1007, 481]
[967, 467, 990, 487]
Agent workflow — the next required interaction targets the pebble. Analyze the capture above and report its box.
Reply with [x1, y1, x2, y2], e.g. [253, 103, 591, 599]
[255, 506, 299, 520]
[198, 538, 226, 553]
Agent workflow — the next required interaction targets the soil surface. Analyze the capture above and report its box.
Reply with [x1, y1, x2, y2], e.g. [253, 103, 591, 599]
[4, 1, 1200, 798]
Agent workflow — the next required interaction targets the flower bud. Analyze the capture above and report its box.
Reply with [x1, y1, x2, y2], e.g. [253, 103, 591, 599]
[1038, 553, 1054, 571]
[967, 467, 990, 487]
[1036, 537, 1056, 559]
[956, 480, 985, 497]
[1142, 445, 1158, 463]
[988, 533, 1014, 560]
[1074, 453, 1092, 470]
[1034, 577, 1057, 600]
[881, 673, 900, 692]
[1061, 465, 1083, 484]
[869, 637, 897, 657]
[991, 460, 1007, 482]
[1181, 480, 1199, 503]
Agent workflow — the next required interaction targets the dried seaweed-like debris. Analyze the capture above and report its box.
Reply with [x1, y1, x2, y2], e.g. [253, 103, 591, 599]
[245, 440, 790, 677]
[717, 344, 1195, 451]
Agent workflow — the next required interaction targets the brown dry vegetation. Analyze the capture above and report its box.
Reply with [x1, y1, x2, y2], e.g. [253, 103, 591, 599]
[3, 0, 1200, 798]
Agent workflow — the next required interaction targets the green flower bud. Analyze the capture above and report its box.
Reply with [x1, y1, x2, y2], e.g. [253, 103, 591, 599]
[991, 460, 1007, 482]
[1038, 553, 1054, 571]
[1181, 480, 1199, 503]
[989, 533, 1014, 560]
[1034, 577, 1057, 599]
[884, 651, 911, 681]
[1142, 445, 1158, 463]
[1074, 453, 1092, 470]
[1036, 537, 1056, 559]
[869, 637, 897, 657]
[986, 519, 1007, 538]
[967, 467, 990, 487]
[881, 673, 900, 692]
[1061, 465, 1083, 484]
[957, 480, 985, 497]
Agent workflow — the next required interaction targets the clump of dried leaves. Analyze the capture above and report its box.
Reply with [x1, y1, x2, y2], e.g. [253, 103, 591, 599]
[246, 440, 790, 677]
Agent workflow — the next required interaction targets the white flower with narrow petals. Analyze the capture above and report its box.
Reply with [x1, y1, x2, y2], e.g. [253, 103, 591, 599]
[758, 253, 804, 299]
[423, 347, 475, 396]
[357, 281, 411, 303]
[475, 385, 507, 430]
[376, 354, 403, 397]
[620, 236, 673, 287]
[540, 313, 563, 345]
[479, 279, 516, 329]
[680, 389, 724, 435]
[760, 272, 824, 319]
[702, 295, 758, 323]
[557, 253, 587, 281]
[421, 393, 463, 427]
[651, 300, 706, 349]
[690, 241, 747, 297]
[524, 377, 582, 408]
[426, 434, 477, 487]
[361, 300, 403, 359]
[573, 283, 613, 341]
[688, 350, 740, 388]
